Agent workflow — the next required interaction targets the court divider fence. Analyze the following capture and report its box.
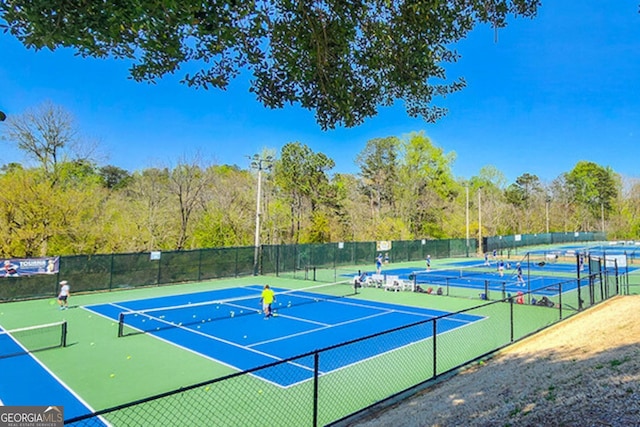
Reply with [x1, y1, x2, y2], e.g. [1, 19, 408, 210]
[63, 264, 636, 427]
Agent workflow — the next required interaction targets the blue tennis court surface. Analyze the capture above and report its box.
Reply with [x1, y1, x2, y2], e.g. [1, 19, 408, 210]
[0, 328, 102, 423]
[85, 286, 483, 387]
[352, 265, 577, 296]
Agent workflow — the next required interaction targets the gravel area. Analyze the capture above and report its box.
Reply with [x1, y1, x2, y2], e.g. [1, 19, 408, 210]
[349, 295, 640, 427]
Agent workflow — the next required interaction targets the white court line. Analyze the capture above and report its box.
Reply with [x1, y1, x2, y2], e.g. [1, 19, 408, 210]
[249, 310, 394, 348]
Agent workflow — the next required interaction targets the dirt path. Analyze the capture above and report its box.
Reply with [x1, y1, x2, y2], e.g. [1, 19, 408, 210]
[350, 295, 640, 427]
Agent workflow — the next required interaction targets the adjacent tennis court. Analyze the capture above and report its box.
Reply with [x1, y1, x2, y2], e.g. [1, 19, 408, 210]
[0, 323, 103, 422]
[354, 264, 578, 297]
[85, 284, 484, 387]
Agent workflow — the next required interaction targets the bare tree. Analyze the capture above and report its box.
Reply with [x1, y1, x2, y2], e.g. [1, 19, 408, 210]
[1, 101, 100, 178]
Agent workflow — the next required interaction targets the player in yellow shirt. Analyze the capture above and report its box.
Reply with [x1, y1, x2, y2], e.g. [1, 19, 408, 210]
[261, 285, 276, 319]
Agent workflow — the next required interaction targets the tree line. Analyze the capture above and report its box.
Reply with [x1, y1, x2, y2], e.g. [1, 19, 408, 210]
[0, 102, 637, 258]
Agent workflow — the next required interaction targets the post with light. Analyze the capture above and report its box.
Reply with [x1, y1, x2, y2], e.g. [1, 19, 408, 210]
[249, 154, 273, 276]
[545, 196, 551, 234]
[465, 184, 470, 256]
[477, 187, 482, 256]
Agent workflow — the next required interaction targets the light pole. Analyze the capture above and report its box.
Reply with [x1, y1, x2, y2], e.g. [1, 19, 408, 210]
[477, 187, 482, 256]
[545, 196, 551, 234]
[249, 154, 273, 275]
[465, 184, 470, 253]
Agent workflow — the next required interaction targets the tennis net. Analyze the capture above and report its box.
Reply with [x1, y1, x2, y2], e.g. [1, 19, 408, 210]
[118, 281, 356, 337]
[412, 263, 495, 281]
[0, 321, 67, 359]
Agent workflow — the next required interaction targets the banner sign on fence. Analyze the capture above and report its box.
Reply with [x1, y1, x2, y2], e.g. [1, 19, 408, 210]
[376, 241, 392, 251]
[2, 257, 59, 277]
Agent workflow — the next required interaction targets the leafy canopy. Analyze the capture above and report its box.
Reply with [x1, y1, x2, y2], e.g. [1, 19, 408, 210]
[0, 0, 539, 129]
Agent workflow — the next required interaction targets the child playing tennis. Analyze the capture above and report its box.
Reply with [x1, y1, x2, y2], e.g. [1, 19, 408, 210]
[57, 280, 70, 310]
[260, 285, 275, 319]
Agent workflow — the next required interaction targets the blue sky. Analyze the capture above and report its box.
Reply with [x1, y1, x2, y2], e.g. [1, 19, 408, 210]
[1, 2, 639, 184]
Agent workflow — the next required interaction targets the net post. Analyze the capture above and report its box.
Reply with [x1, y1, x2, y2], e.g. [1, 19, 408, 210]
[484, 280, 489, 301]
[61, 321, 68, 347]
[118, 312, 125, 337]
[558, 282, 563, 320]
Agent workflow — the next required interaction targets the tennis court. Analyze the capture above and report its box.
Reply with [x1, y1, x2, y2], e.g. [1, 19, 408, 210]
[85, 284, 484, 387]
[356, 264, 578, 297]
[0, 323, 103, 423]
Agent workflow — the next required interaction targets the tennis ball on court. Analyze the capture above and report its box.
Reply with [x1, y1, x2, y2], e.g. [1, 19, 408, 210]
[258, 390, 263, 394]
[193, 315, 197, 318]
[243, 335, 247, 339]
[126, 355, 131, 360]
[204, 386, 211, 392]
[90, 342, 95, 346]
[110, 373, 115, 378]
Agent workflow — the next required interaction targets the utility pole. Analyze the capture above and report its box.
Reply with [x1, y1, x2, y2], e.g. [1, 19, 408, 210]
[249, 154, 273, 275]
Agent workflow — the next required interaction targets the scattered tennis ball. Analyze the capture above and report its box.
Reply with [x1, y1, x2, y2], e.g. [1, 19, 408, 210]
[126, 355, 131, 360]
[243, 335, 247, 339]
[109, 373, 115, 378]
[258, 390, 263, 394]
[192, 315, 197, 318]
[204, 386, 211, 392]
[90, 342, 95, 346]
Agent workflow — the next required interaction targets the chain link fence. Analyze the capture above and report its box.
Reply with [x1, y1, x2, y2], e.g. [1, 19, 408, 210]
[3, 233, 610, 302]
[64, 266, 630, 427]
